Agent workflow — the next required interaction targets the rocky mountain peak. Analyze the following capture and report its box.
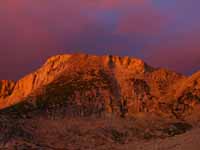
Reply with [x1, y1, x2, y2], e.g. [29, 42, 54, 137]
[0, 53, 199, 120]
[0, 54, 153, 109]
[102, 55, 152, 71]
[43, 54, 72, 66]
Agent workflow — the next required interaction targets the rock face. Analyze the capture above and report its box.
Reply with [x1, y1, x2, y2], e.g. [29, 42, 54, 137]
[0, 53, 199, 119]
[0, 80, 15, 98]
[171, 71, 200, 119]
[0, 55, 72, 108]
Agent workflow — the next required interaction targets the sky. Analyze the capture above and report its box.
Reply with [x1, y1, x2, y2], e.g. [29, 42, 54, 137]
[0, 0, 200, 80]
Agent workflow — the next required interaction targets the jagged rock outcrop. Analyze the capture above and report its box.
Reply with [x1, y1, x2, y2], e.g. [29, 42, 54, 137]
[170, 71, 200, 118]
[0, 54, 154, 109]
[0, 53, 199, 119]
[0, 55, 72, 108]
[0, 80, 15, 98]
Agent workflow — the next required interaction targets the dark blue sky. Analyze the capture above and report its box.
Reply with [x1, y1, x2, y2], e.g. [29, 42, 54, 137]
[0, 0, 200, 80]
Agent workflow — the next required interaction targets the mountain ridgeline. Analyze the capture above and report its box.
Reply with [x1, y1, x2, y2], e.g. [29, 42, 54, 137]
[0, 54, 200, 119]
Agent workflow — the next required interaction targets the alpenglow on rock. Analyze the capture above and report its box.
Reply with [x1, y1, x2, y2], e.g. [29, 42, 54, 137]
[0, 53, 199, 119]
[0, 80, 15, 98]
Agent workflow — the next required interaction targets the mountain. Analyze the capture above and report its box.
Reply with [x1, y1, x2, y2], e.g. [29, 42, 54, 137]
[0, 53, 198, 118]
[0, 53, 199, 149]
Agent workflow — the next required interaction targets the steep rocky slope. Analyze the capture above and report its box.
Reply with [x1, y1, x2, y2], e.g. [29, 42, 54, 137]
[0, 80, 15, 98]
[172, 71, 200, 119]
[0, 55, 72, 108]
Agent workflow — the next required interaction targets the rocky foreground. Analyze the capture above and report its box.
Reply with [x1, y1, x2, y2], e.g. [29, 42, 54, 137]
[0, 53, 200, 149]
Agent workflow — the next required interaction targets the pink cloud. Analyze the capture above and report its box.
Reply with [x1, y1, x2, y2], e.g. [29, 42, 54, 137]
[0, 0, 200, 79]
